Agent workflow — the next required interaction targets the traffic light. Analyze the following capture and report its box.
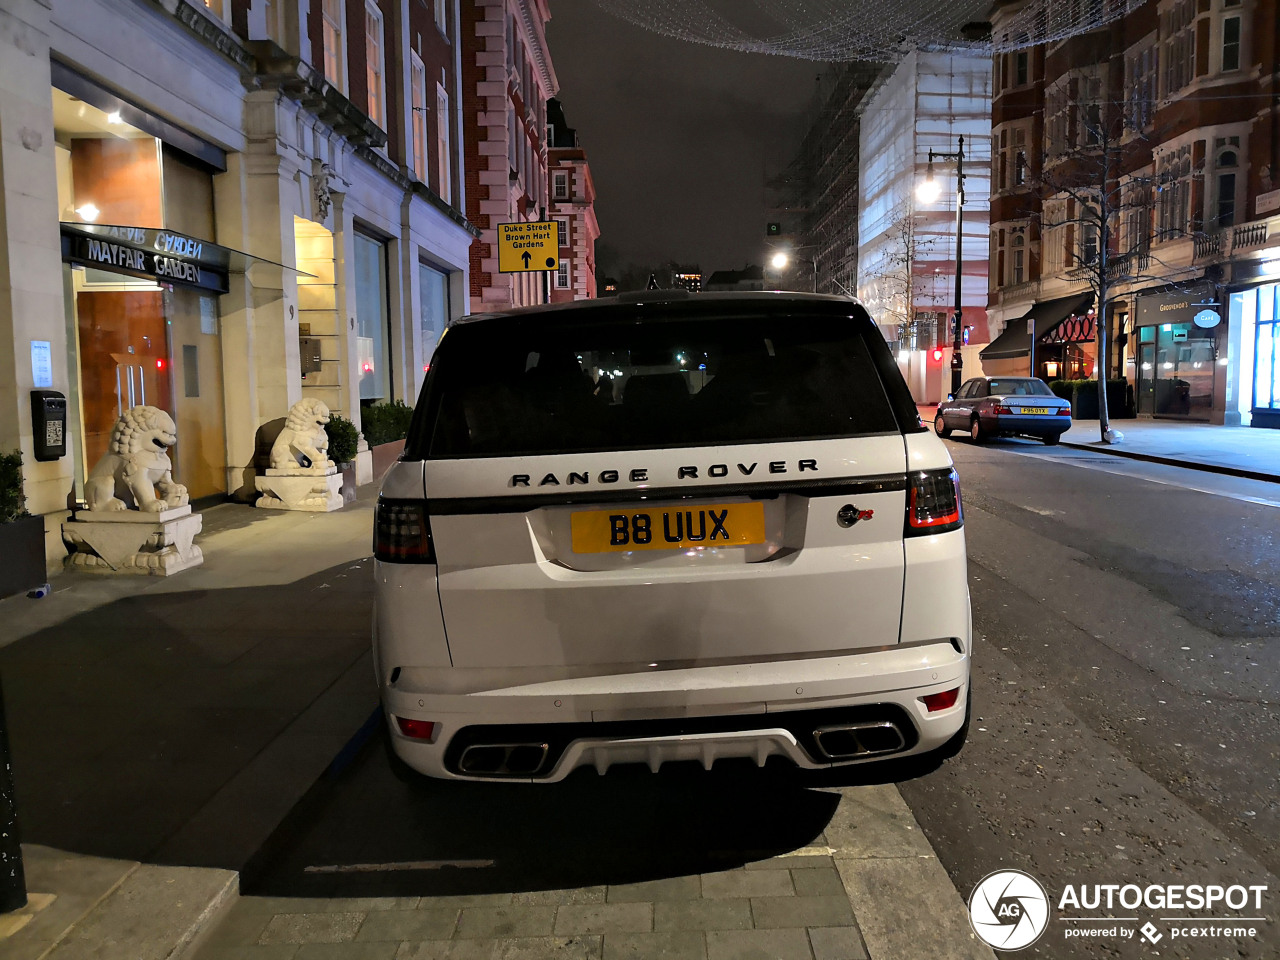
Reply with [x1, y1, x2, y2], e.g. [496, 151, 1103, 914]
[766, 222, 781, 237]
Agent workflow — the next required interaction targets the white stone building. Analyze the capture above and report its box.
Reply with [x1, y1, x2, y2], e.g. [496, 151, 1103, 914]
[856, 50, 992, 404]
[0, 0, 475, 567]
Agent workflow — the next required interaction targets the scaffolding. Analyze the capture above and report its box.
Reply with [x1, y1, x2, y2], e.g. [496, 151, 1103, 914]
[768, 62, 884, 296]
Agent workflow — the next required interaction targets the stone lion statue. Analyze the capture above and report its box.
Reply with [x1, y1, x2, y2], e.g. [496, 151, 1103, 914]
[270, 398, 332, 471]
[85, 406, 189, 512]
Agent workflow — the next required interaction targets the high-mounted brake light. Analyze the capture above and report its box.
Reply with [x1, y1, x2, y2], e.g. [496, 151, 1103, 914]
[374, 498, 435, 563]
[905, 468, 962, 536]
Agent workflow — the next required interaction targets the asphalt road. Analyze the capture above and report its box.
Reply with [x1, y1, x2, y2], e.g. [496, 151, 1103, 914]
[235, 434, 1278, 959]
[898, 436, 1280, 959]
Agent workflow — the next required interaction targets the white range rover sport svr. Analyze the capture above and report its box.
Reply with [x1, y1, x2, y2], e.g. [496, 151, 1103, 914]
[374, 292, 970, 781]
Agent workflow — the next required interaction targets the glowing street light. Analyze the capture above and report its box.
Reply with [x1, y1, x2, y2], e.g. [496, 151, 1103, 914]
[916, 162, 941, 204]
[770, 251, 789, 270]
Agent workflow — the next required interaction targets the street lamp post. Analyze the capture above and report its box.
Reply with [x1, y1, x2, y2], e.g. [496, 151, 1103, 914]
[918, 136, 966, 396]
[769, 250, 817, 293]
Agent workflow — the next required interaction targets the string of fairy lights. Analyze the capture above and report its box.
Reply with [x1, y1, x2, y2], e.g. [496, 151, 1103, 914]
[590, 0, 1149, 60]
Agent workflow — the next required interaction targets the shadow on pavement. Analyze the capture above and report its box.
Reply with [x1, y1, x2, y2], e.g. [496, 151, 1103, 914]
[0, 558, 374, 868]
[241, 729, 946, 899]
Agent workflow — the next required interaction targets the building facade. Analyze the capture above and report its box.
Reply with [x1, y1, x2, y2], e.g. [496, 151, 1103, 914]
[982, 0, 1280, 427]
[856, 50, 993, 404]
[0, 0, 475, 565]
[459, 0, 557, 312]
[547, 97, 599, 302]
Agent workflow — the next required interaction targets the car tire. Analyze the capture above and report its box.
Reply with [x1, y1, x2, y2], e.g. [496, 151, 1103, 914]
[969, 418, 984, 443]
[1042, 434, 1061, 446]
[934, 414, 951, 438]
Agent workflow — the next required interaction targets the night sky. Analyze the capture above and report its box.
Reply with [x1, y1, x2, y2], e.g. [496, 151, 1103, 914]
[544, 2, 823, 279]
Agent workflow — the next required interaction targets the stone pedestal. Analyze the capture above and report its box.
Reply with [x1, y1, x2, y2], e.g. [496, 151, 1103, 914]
[62, 506, 203, 576]
[254, 466, 343, 512]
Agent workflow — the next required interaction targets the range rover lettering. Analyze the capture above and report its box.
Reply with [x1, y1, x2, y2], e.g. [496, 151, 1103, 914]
[374, 291, 971, 781]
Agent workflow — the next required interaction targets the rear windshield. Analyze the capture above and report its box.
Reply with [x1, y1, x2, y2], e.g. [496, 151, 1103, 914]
[988, 378, 1053, 397]
[416, 313, 903, 458]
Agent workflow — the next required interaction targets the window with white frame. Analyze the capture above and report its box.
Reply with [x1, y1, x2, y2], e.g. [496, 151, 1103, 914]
[202, 0, 226, 21]
[556, 260, 570, 288]
[555, 218, 569, 247]
[1125, 41, 1156, 131]
[1220, 14, 1241, 72]
[436, 84, 451, 201]
[1161, 0, 1196, 96]
[992, 228, 1006, 288]
[1078, 72, 1103, 147]
[365, 1, 386, 129]
[1045, 81, 1069, 157]
[1079, 205, 1100, 265]
[1042, 199, 1068, 275]
[322, 0, 344, 90]
[411, 54, 427, 182]
[1215, 147, 1238, 227]
[1011, 233, 1026, 285]
[433, 0, 448, 36]
[553, 171, 569, 200]
[1155, 145, 1193, 240]
[1122, 177, 1152, 253]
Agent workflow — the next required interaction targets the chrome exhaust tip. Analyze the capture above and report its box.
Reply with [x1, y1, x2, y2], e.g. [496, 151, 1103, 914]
[457, 742, 551, 776]
[813, 721, 907, 760]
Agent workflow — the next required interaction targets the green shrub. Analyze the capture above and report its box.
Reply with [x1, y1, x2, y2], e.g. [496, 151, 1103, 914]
[325, 414, 360, 464]
[0, 450, 28, 524]
[1052, 378, 1133, 419]
[361, 400, 414, 446]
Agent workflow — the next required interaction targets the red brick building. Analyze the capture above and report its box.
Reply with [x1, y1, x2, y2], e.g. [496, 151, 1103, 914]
[983, 0, 1280, 428]
[460, 0, 559, 311]
[547, 98, 600, 302]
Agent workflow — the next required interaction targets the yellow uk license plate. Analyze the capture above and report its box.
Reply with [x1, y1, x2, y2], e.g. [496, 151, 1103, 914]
[571, 502, 766, 553]
[1017, 407, 1051, 414]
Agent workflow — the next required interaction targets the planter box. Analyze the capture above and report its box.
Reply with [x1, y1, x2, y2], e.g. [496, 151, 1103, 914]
[370, 439, 407, 483]
[339, 462, 358, 504]
[0, 515, 46, 599]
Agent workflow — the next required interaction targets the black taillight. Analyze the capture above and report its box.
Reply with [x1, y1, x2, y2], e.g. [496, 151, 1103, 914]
[905, 468, 962, 536]
[374, 498, 435, 562]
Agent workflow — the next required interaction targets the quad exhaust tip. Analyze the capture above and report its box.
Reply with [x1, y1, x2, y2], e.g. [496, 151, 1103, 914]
[458, 742, 551, 777]
[813, 721, 907, 760]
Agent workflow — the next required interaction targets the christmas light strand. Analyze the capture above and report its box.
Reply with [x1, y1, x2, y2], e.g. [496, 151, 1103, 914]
[590, 0, 1148, 60]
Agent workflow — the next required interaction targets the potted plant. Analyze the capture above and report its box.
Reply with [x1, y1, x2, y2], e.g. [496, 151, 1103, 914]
[324, 414, 360, 503]
[0, 450, 47, 600]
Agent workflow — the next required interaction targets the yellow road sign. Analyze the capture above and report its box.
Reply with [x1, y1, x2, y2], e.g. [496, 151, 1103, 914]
[497, 221, 560, 273]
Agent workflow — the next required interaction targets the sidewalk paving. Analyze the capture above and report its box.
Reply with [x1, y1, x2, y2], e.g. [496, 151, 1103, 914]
[0, 494, 379, 960]
[0, 489, 994, 960]
[917, 404, 1280, 482]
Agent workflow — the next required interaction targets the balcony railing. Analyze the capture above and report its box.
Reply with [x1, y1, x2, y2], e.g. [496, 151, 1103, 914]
[1193, 219, 1273, 262]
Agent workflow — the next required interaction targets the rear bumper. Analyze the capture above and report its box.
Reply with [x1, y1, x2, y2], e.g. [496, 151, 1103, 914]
[383, 640, 970, 781]
[982, 414, 1071, 436]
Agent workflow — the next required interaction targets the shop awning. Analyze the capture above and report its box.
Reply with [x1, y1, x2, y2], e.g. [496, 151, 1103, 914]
[980, 293, 1095, 361]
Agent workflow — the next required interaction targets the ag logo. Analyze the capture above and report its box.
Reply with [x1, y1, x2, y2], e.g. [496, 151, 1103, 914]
[968, 869, 1050, 950]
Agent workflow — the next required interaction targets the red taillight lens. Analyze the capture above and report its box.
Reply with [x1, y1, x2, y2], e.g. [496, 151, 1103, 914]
[906, 467, 962, 536]
[395, 717, 437, 740]
[921, 687, 961, 712]
[996, 404, 1014, 415]
[1057, 407, 1072, 416]
[374, 498, 435, 563]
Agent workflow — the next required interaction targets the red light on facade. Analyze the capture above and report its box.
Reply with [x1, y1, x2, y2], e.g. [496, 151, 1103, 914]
[363, 363, 372, 372]
[155, 359, 164, 370]
[932, 348, 943, 362]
